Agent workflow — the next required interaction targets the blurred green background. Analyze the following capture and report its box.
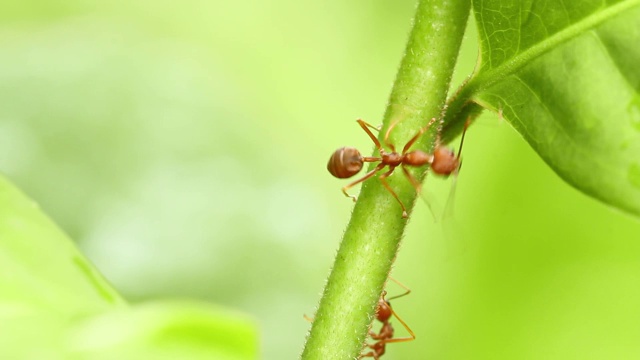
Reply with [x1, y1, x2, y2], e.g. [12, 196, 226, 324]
[2, 1, 640, 359]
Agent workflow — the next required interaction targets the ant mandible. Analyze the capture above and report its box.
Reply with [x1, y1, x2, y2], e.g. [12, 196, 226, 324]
[327, 117, 468, 218]
[359, 281, 415, 359]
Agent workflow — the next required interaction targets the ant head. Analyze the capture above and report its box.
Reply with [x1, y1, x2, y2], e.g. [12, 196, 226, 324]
[327, 147, 363, 179]
[430, 146, 459, 176]
[375, 297, 393, 323]
[431, 118, 470, 176]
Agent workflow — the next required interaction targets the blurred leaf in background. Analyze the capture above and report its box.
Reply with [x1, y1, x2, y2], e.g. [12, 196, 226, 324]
[1, 0, 640, 359]
[0, 174, 257, 359]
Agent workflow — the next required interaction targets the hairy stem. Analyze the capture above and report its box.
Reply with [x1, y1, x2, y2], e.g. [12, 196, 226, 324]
[301, 1, 471, 359]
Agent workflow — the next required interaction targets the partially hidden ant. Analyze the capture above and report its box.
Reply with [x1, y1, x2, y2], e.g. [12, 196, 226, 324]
[359, 280, 415, 360]
[327, 118, 469, 218]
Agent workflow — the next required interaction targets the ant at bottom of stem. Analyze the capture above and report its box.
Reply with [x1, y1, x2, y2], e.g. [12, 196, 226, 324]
[359, 279, 415, 360]
[303, 278, 415, 359]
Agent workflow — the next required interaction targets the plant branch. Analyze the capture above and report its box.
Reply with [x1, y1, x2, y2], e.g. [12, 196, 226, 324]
[301, 1, 471, 359]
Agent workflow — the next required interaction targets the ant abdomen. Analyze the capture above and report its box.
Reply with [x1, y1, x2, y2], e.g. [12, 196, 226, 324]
[327, 146, 364, 179]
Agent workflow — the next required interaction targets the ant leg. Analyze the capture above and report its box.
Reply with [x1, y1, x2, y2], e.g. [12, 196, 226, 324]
[380, 306, 416, 345]
[358, 351, 379, 360]
[401, 165, 422, 195]
[401, 128, 426, 154]
[342, 163, 385, 202]
[357, 119, 384, 153]
[399, 165, 441, 221]
[449, 117, 472, 177]
[444, 116, 470, 214]
[303, 314, 314, 323]
[360, 340, 385, 360]
[378, 167, 408, 218]
[443, 168, 460, 223]
[401, 117, 438, 154]
[383, 118, 403, 152]
[455, 117, 471, 164]
[386, 276, 411, 301]
[359, 119, 382, 133]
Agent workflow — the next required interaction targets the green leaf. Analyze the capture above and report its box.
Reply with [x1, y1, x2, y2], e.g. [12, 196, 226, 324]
[67, 301, 258, 360]
[0, 174, 125, 315]
[0, 302, 258, 360]
[0, 175, 258, 358]
[445, 0, 640, 217]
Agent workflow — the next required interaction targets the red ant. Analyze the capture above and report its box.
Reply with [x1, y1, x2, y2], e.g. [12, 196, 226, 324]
[327, 118, 468, 218]
[360, 279, 415, 360]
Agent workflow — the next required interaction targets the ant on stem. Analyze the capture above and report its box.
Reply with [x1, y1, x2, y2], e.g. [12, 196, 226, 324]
[327, 117, 469, 218]
[359, 278, 415, 360]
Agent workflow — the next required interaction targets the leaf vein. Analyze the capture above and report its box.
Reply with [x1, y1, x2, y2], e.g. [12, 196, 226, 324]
[471, 0, 640, 94]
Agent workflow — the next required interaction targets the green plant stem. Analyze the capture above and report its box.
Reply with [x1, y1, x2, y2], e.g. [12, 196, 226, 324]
[300, 1, 471, 359]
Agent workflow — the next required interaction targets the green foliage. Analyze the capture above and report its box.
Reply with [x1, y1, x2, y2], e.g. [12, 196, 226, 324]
[445, 0, 640, 216]
[1, 0, 640, 359]
[68, 301, 257, 360]
[0, 175, 124, 315]
[0, 175, 257, 359]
